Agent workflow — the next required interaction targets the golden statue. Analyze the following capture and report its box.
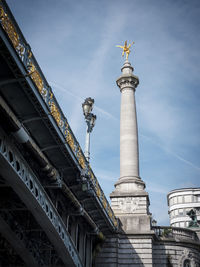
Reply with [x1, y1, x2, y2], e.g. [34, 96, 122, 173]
[116, 40, 134, 60]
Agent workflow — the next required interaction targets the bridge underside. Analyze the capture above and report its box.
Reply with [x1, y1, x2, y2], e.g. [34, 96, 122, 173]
[0, 1, 118, 265]
[0, 26, 115, 236]
[0, 1, 119, 265]
[0, 183, 64, 266]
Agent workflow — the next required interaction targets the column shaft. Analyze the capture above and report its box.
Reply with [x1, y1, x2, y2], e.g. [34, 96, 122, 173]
[120, 87, 139, 179]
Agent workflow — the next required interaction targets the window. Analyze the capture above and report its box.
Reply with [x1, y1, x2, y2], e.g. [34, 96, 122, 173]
[179, 209, 184, 216]
[178, 196, 182, 203]
[195, 194, 200, 202]
[171, 210, 174, 217]
[184, 195, 192, 203]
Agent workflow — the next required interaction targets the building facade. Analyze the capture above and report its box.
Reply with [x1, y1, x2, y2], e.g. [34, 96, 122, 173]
[167, 188, 200, 228]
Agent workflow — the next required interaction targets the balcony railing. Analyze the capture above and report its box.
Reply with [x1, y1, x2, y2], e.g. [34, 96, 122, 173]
[152, 226, 199, 242]
[0, 0, 118, 230]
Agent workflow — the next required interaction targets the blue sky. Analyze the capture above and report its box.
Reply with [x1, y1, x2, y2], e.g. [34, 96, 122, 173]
[6, 0, 200, 225]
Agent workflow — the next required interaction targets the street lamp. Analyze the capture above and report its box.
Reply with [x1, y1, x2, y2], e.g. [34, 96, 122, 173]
[82, 97, 97, 162]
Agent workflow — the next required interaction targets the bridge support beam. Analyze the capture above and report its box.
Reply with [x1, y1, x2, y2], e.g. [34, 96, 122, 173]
[0, 214, 38, 266]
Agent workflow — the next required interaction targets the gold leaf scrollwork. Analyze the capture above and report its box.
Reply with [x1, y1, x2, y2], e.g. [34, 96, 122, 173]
[77, 147, 85, 169]
[108, 207, 113, 218]
[96, 183, 101, 197]
[50, 92, 53, 99]
[102, 194, 107, 209]
[0, 5, 24, 57]
[49, 100, 62, 127]
[66, 129, 75, 152]
[31, 69, 44, 94]
[0, 6, 19, 48]
[89, 170, 94, 180]
[26, 52, 44, 95]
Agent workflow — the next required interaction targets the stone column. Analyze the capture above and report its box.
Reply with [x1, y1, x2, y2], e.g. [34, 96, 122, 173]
[110, 59, 151, 234]
[119, 61, 139, 179]
[115, 59, 145, 193]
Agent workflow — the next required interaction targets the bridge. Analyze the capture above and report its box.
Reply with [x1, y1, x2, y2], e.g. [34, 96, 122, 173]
[0, 0, 118, 266]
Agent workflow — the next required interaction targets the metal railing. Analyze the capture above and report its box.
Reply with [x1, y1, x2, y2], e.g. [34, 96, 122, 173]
[0, 0, 118, 230]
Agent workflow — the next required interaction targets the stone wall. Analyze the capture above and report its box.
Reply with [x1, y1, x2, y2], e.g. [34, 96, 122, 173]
[95, 234, 154, 267]
[153, 241, 200, 267]
[95, 231, 200, 267]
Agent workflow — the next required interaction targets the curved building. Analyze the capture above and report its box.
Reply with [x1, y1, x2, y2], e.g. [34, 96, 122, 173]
[167, 188, 200, 228]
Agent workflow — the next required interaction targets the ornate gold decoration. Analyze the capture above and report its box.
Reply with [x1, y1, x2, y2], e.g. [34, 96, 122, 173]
[31, 69, 44, 93]
[65, 129, 75, 152]
[108, 207, 113, 218]
[0, 6, 19, 48]
[0, 5, 25, 57]
[102, 194, 107, 209]
[26, 51, 44, 94]
[50, 92, 53, 99]
[116, 40, 134, 60]
[89, 169, 94, 180]
[77, 147, 85, 169]
[96, 183, 101, 197]
[49, 100, 62, 126]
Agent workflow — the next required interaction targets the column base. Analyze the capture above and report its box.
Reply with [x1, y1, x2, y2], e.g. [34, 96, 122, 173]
[110, 176, 151, 233]
[114, 175, 146, 193]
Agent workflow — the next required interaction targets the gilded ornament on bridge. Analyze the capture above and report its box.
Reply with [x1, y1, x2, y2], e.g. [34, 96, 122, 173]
[27, 51, 44, 95]
[77, 147, 85, 169]
[102, 195, 107, 209]
[0, 5, 25, 58]
[66, 130, 75, 152]
[109, 211, 113, 219]
[89, 169, 94, 180]
[50, 92, 54, 99]
[108, 207, 113, 218]
[49, 100, 62, 126]
[0, 6, 19, 49]
[96, 183, 101, 197]
[31, 69, 44, 93]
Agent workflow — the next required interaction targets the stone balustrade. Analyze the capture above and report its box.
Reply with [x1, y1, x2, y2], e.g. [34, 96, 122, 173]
[152, 226, 199, 242]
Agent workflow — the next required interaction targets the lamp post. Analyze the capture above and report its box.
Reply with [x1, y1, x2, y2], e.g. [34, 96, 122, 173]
[82, 97, 96, 162]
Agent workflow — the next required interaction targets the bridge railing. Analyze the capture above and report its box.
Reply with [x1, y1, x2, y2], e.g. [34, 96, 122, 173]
[0, 0, 118, 230]
[152, 226, 199, 242]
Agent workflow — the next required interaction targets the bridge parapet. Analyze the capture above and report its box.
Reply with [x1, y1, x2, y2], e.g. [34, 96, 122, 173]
[152, 226, 199, 242]
[0, 0, 118, 231]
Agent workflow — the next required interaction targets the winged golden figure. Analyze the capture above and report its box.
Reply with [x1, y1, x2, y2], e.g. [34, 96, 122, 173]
[116, 40, 135, 60]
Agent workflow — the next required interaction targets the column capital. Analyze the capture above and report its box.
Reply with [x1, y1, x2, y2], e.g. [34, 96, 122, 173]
[116, 75, 139, 92]
[116, 60, 139, 92]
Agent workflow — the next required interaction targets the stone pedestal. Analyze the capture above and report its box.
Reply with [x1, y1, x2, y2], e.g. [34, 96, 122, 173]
[110, 59, 151, 234]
